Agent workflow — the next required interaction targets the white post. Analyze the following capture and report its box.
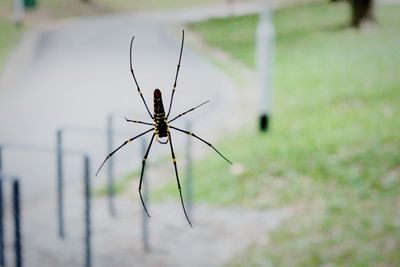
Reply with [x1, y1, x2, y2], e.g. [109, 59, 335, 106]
[256, 4, 275, 132]
[13, 0, 24, 27]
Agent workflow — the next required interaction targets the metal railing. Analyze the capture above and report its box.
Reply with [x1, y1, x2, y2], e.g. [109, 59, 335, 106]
[0, 114, 196, 266]
[0, 174, 23, 267]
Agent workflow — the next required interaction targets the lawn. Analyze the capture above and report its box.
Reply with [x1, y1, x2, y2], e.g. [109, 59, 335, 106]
[156, 1, 400, 266]
[0, 17, 23, 69]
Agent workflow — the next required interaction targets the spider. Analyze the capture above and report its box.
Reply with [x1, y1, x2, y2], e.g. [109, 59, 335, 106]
[96, 30, 232, 227]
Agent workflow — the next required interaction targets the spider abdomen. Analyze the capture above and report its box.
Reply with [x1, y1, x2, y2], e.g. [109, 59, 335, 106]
[154, 89, 168, 139]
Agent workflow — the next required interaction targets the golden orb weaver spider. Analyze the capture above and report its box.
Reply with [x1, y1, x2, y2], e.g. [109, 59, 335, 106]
[96, 30, 232, 227]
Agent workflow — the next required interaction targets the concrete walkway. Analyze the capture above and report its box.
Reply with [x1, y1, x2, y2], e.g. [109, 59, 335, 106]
[0, 12, 241, 197]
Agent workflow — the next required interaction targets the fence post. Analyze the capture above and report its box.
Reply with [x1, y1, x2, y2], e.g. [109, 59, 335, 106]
[256, 4, 275, 132]
[13, 0, 24, 27]
[140, 137, 149, 252]
[83, 155, 92, 267]
[12, 178, 22, 267]
[185, 121, 193, 218]
[0, 172, 4, 267]
[0, 147, 2, 267]
[56, 129, 65, 239]
[106, 114, 116, 217]
[0, 146, 2, 173]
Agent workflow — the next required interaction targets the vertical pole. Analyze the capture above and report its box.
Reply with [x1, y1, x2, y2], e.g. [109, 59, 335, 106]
[83, 155, 92, 267]
[0, 145, 2, 173]
[106, 114, 116, 217]
[13, 0, 24, 27]
[12, 178, 22, 267]
[140, 138, 149, 252]
[56, 129, 65, 239]
[185, 121, 193, 218]
[0, 172, 4, 267]
[256, 5, 275, 132]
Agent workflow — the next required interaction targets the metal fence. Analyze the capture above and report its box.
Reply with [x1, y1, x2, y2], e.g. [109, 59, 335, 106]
[0, 174, 22, 267]
[0, 114, 195, 267]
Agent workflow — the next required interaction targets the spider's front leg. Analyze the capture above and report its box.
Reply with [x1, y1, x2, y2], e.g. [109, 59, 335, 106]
[129, 36, 153, 119]
[166, 30, 185, 118]
[124, 117, 154, 126]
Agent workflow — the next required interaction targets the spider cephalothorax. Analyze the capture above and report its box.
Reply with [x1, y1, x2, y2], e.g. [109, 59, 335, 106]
[96, 30, 231, 227]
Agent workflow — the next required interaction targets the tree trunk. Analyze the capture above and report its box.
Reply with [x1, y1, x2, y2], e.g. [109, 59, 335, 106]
[330, 0, 375, 28]
[351, 0, 375, 28]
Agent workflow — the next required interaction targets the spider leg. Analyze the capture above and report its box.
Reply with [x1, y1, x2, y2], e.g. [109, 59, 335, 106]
[168, 100, 210, 124]
[138, 133, 155, 218]
[130, 36, 154, 119]
[166, 30, 184, 118]
[124, 117, 154, 126]
[95, 128, 154, 176]
[168, 132, 193, 227]
[169, 126, 232, 165]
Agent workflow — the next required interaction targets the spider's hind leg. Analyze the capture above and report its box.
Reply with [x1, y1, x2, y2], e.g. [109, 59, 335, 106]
[138, 133, 156, 217]
[169, 126, 232, 165]
[167, 132, 193, 227]
[95, 128, 154, 176]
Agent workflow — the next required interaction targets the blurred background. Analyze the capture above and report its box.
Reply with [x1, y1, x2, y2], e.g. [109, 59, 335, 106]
[0, 0, 399, 266]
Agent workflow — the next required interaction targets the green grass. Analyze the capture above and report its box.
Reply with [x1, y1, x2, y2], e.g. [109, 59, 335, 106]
[156, 1, 400, 266]
[0, 17, 23, 69]
[94, 169, 140, 197]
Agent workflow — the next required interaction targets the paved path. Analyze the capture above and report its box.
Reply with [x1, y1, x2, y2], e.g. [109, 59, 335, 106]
[0, 2, 291, 266]
[0, 17, 235, 178]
